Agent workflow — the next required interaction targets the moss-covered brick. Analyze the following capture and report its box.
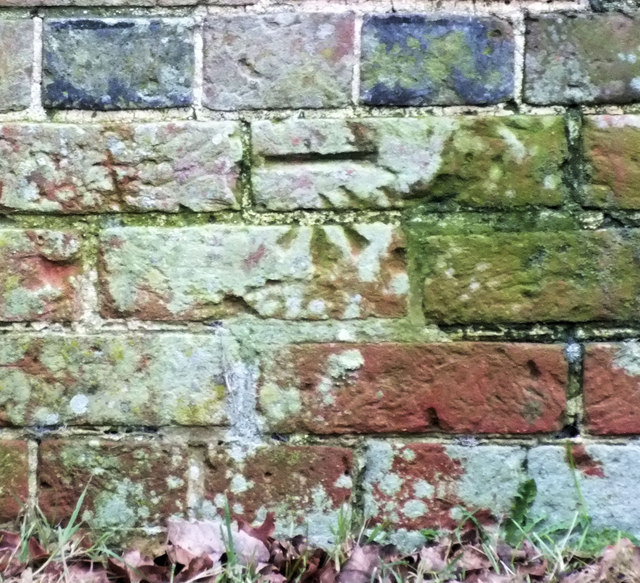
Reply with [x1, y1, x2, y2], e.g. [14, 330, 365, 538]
[0, 333, 228, 427]
[0, 20, 32, 112]
[43, 18, 194, 110]
[583, 115, 640, 209]
[0, 230, 81, 322]
[98, 224, 407, 320]
[417, 229, 640, 324]
[203, 14, 354, 110]
[0, 122, 242, 213]
[39, 440, 188, 531]
[363, 442, 525, 533]
[360, 15, 514, 106]
[203, 445, 353, 546]
[252, 116, 566, 211]
[584, 342, 640, 434]
[259, 342, 567, 434]
[525, 14, 640, 104]
[0, 441, 28, 521]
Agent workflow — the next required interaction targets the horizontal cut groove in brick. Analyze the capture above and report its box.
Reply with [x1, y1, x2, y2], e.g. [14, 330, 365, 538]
[98, 224, 407, 320]
[0, 230, 81, 322]
[583, 115, 640, 209]
[204, 445, 353, 542]
[251, 116, 567, 211]
[203, 13, 355, 110]
[39, 439, 188, 530]
[259, 342, 567, 434]
[525, 13, 640, 105]
[0, 440, 28, 521]
[0, 20, 33, 112]
[584, 342, 640, 434]
[0, 122, 242, 213]
[0, 334, 228, 427]
[43, 18, 194, 110]
[363, 442, 526, 530]
[418, 229, 640, 324]
[360, 15, 514, 106]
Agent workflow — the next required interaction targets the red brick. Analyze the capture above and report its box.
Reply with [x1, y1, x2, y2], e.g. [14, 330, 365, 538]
[0, 441, 28, 520]
[259, 343, 568, 434]
[39, 440, 188, 529]
[584, 343, 640, 434]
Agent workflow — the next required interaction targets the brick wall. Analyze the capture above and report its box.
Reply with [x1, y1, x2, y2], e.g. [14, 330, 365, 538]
[0, 0, 639, 548]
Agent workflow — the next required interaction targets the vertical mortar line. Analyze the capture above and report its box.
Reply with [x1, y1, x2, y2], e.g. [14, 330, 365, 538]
[192, 6, 205, 118]
[565, 335, 585, 436]
[350, 436, 368, 528]
[511, 9, 525, 108]
[186, 446, 206, 518]
[72, 228, 103, 334]
[351, 14, 363, 107]
[27, 439, 39, 515]
[239, 119, 254, 221]
[30, 14, 45, 118]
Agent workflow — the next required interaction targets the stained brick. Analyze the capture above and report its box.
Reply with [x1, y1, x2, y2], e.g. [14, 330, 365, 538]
[39, 440, 188, 529]
[98, 224, 407, 320]
[204, 445, 353, 545]
[0, 230, 81, 322]
[259, 343, 567, 434]
[584, 342, 640, 434]
[0, 441, 28, 520]
[0, 333, 227, 427]
[360, 15, 514, 106]
[525, 14, 640, 104]
[203, 14, 354, 110]
[0, 20, 33, 112]
[252, 116, 566, 211]
[0, 122, 242, 213]
[418, 229, 640, 324]
[363, 442, 526, 531]
[43, 18, 194, 109]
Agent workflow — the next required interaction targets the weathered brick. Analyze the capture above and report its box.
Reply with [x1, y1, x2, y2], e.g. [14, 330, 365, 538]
[583, 115, 640, 209]
[203, 14, 354, 110]
[360, 15, 514, 106]
[525, 14, 640, 104]
[252, 116, 566, 211]
[43, 18, 194, 109]
[39, 439, 188, 529]
[528, 445, 640, 537]
[259, 343, 567, 434]
[0, 441, 28, 520]
[0, 122, 241, 213]
[584, 342, 640, 434]
[99, 224, 407, 320]
[0, 20, 33, 112]
[0, 333, 228, 426]
[0, 230, 81, 322]
[204, 445, 353, 545]
[418, 229, 640, 324]
[363, 442, 525, 530]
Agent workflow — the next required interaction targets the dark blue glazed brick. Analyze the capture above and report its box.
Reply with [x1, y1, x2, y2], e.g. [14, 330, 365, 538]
[43, 18, 194, 110]
[360, 15, 515, 106]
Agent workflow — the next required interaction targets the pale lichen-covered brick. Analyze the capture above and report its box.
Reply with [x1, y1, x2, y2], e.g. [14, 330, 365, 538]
[418, 229, 640, 324]
[43, 18, 194, 109]
[528, 445, 640, 538]
[252, 116, 566, 210]
[203, 445, 353, 546]
[259, 343, 567, 435]
[360, 15, 514, 106]
[0, 333, 228, 426]
[203, 14, 355, 110]
[98, 224, 407, 320]
[584, 342, 640, 434]
[39, 439, 188, 531]
[0, 122, 242, 212]
[525, 14, 640, 104]
[583, 115, 640, 209]
[0, 20, 33, 112]
[0, 441, 28, 520]
[363, 442, 526, 532]
[0, 230, 81, 322]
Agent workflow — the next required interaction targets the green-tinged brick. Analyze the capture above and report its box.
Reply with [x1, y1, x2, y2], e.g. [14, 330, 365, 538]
[0, 441, 28, 520]
[418, 229, 640, 324]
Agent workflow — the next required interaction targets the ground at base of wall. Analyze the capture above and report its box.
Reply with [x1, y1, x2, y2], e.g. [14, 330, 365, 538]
[1, 507, 640, 583]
